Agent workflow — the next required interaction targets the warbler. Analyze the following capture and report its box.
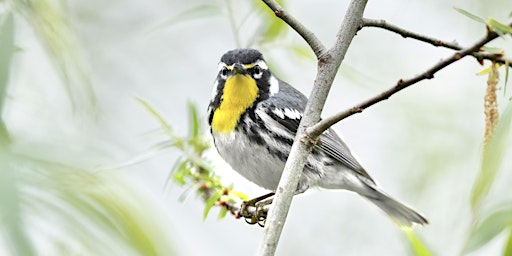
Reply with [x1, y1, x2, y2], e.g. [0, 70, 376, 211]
[207, 48, 427, 227]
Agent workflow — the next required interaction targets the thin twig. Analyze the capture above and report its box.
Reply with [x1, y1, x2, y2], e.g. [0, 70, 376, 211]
[307, 24, 509, 138]
[362, 18, 462, 50]
[260, 0, 327, 58]
[362, 18, 512, 68]
[257, 0, 368, 255]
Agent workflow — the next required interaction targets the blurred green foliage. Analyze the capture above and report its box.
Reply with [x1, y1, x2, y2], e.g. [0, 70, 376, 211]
[0, 12, 13, 144]
[11, 0, 97, 117]
[465, 100, 512, 255]
[0, 1, 175, 255]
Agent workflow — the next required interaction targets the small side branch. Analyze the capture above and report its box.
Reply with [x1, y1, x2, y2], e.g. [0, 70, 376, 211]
[362, 18, 512, 68]
[308, 24, 509, 137]
[362, 18, 462, 50]
[261, 0, 327, 58]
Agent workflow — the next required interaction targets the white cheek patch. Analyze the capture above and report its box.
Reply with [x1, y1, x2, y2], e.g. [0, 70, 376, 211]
[269, 75, 279, 95]
[254, 59, 268, 70]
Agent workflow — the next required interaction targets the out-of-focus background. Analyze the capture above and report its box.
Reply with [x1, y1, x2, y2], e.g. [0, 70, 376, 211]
[1, 0, 511, 255]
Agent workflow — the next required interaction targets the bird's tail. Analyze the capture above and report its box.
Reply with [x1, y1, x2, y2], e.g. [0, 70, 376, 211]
[359, 182, 428, 227]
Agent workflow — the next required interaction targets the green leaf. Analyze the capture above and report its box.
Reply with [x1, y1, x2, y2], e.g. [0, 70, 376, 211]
[291, 44, 315, 60]
[0, 12, 14, 109]
[172, 161, 189, 185]
[187, 101, 200, 139]
[252, 0, 287, 44]
[471, 101, 512, 209]
[203, 189, 223, 220]
[404, 229, 432, 256]
[137, 97, 183, 148]
[454, 7, 485, 24]
[218, 207, 229, 219]
[504, 226, 512, 256]
[14, 0, 97, 117]
[152, 5, 222, 31]
[0, 12, 14, 144]
[505, 59, 510, 96]
[464, 206, 512, 253]
[476, 65, 492, 76]
[487, 18, 512, 36]
[0, 152, 35, 256]
[230, 190, 249, 201]
[481, 46, 504, 55]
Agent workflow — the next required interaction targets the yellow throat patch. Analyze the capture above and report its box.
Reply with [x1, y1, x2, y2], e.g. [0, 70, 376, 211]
[211, 74, 259, 133]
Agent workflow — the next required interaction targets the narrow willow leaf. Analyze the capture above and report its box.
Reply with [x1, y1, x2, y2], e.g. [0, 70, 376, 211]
[487, 18, 512, 36]
[504, 226, 512, 256]
[0, 12, 15, 144]
[0, 153, 35, 256]
[187, 101, 200, 139]
[464, 206, 512, 253]
[291, 44, 315, 60]
[218, 206, 229, 219]
[0, 12, 14, 107]
[15, 0, 97, 117]
[471, 101, 512, 209]
[404, 229, 432, 256]
[230, 190, 249, 201]
[173, 161, 189, 185]
[453, 7, 485, 24]
[136, 97, 183, 148]
[203, 189, 224, 220]
[505, 59, 510, 96]
[252, 0, 287, 44]
[476, 66, 492, 76]
[481, 46, 504, 55]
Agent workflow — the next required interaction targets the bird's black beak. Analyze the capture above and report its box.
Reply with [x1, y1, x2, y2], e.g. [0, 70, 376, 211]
[232, 63, 246, 75]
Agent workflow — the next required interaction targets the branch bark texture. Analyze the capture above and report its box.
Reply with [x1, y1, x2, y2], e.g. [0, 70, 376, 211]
[307, 23, 511, 138]
[254, 1, 510, 254]
[362, 18, 512, 67]
[257, 0, 368, 255]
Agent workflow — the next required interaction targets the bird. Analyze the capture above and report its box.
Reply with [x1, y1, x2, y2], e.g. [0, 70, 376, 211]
[207, 48, 428, 227]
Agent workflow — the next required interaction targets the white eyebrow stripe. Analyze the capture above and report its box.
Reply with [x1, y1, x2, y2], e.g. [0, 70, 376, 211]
[254, 59, 268, 70]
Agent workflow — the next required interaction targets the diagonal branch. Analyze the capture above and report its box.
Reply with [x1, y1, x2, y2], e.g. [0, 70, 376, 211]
[257, 0, 368, 255]
[261, 0, 327, 58]
[362, 18, 512, 68]
[307, 24, 509, 138]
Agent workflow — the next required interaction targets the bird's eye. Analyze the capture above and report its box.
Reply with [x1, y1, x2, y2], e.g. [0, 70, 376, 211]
[220, 67, 228, 78]
[253, 65, 262, 79]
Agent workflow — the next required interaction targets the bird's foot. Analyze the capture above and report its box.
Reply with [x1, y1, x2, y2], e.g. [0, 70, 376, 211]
[238, 192, 274, 227]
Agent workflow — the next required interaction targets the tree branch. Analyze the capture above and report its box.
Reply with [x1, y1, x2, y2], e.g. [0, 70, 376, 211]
[261, 0, 327, 58]
[307, 24, 509, 138]
[257, 0, 368, 255]
[361, 18, 512, 68]
[362, 18, 462, 50]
